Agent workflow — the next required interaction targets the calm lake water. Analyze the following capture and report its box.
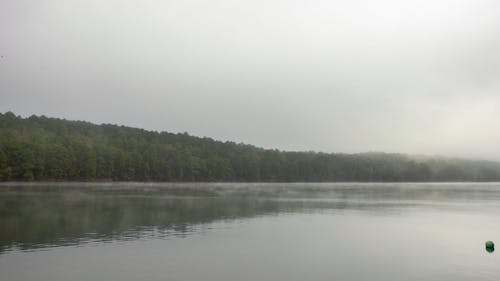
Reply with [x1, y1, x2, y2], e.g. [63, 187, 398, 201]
[0, 182, 499, 281]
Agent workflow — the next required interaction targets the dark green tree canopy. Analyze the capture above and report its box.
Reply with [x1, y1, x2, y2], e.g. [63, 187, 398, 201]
[1, 112, 500, 182]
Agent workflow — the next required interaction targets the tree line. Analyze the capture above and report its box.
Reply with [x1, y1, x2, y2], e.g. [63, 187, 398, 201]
[1, 111, 500, 182]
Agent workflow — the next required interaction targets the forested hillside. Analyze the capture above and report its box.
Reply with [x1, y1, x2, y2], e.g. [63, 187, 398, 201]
[1, 112, 500, 182]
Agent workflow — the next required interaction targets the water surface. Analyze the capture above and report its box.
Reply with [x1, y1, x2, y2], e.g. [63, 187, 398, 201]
[0, 183, 499, 281]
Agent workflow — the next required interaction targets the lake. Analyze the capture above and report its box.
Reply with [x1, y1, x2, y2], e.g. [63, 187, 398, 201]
[0, 182, 499, 281]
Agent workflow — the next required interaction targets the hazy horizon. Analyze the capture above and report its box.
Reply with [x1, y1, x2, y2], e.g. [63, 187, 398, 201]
[3, 110, 499, 164]
[1, 0, 500, 160]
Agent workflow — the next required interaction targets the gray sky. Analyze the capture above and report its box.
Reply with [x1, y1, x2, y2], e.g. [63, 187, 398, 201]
[1, 0, 500, 159]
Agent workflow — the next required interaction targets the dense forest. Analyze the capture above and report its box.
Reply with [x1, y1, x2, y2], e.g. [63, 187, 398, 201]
[1, 111, 500, 182]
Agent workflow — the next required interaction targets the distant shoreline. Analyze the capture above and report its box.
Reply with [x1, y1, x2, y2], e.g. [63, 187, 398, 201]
[2, 181, 500, 185]
[3, 112, 500, 182]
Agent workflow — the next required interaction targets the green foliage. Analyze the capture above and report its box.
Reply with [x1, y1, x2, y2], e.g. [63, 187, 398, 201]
[0, 148, 11, 180]
[1, 111, 500, 182]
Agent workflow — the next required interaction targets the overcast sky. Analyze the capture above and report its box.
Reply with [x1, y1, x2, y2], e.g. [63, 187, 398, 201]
[1, 0, 500, 159]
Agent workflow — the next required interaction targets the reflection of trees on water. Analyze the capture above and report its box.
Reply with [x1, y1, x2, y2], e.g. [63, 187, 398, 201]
[1, 183, 499, 253]
[0, 194, 265, 253]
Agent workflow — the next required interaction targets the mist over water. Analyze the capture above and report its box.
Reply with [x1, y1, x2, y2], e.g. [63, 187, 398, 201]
[2, 1, 500, 280]
[1, 183, 499, 281]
